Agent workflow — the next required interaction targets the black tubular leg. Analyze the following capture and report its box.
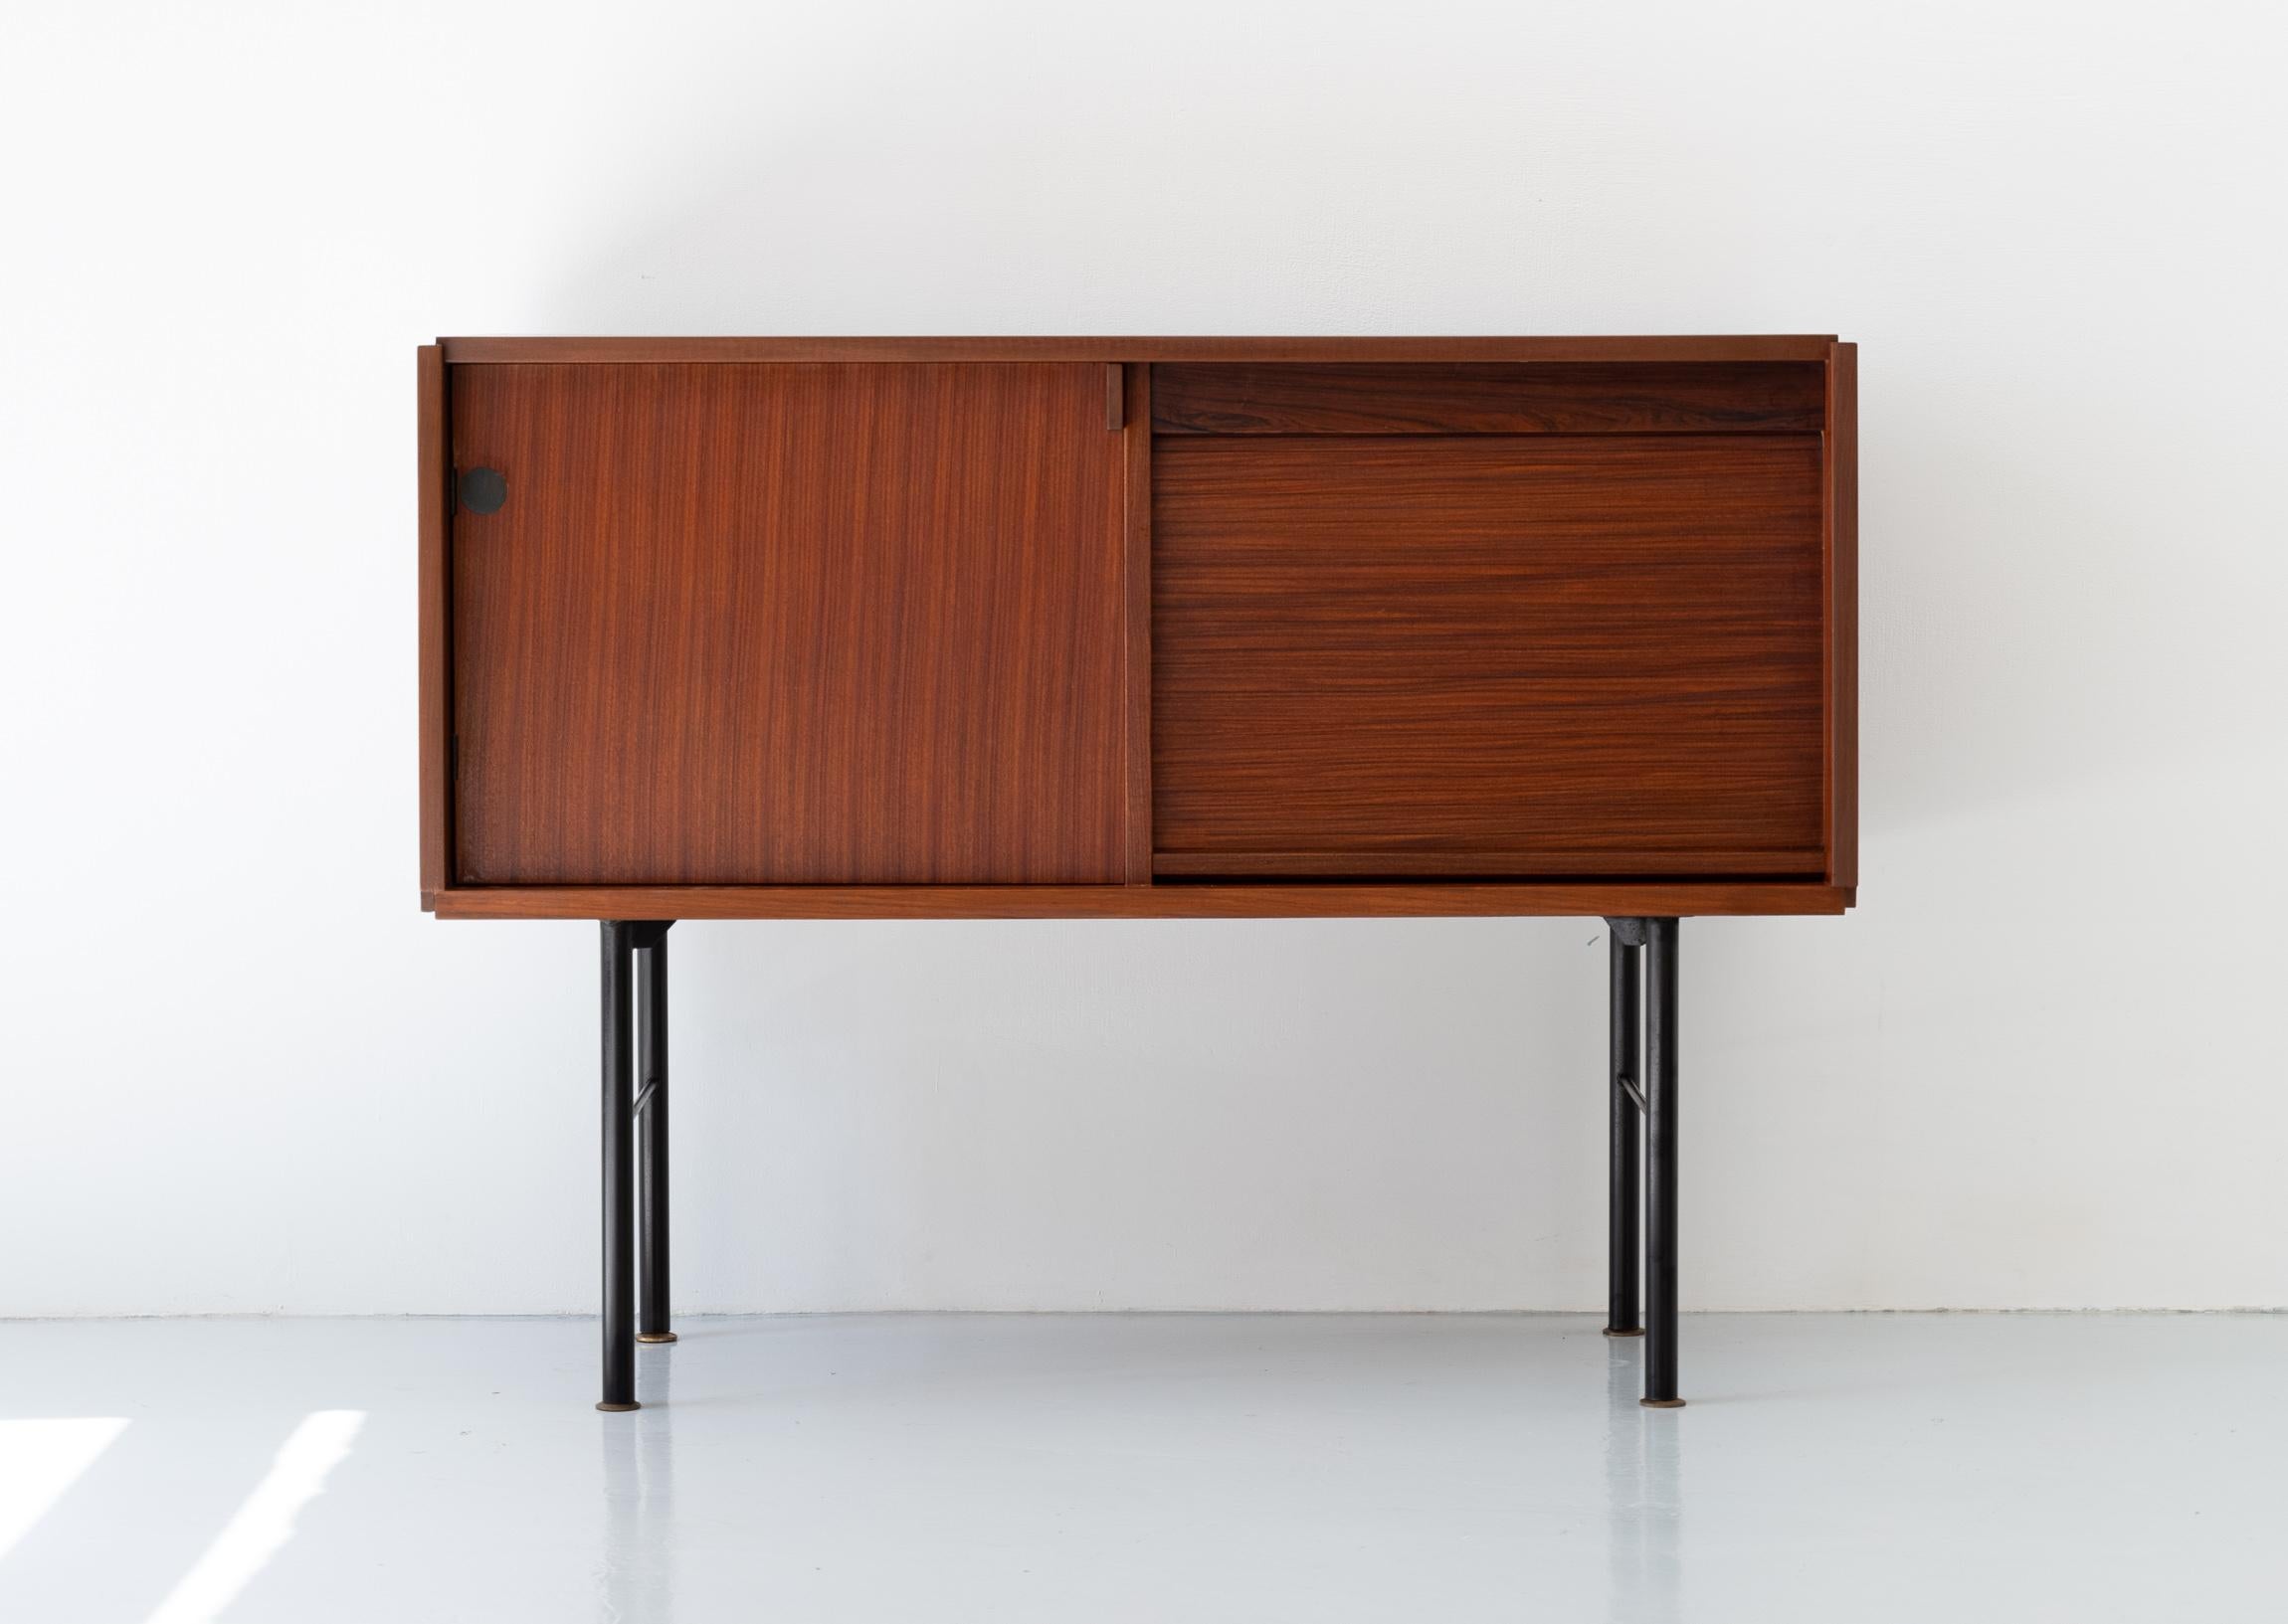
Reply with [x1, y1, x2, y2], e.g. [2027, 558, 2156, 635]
[636, 924, 674, 1344]
[1642, 918, 1684, 1408]
[1605, 927, 1644, 1337]
[599, 922, 640, 1411]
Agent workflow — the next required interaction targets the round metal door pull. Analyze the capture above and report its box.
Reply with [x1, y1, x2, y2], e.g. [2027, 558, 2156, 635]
[459, 466, 507, 514]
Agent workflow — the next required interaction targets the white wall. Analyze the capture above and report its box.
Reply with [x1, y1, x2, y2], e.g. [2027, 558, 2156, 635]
[3, 0, 2282, 1317]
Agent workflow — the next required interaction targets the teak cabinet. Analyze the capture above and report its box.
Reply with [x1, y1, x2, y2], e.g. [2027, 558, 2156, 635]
[418, 336, 1859, 1410]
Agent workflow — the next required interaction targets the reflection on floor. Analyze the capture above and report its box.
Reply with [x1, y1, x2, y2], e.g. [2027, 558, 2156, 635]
[1, 1313, 2280, 1622]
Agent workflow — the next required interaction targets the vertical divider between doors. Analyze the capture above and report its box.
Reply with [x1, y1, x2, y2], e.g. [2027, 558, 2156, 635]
[1123, 361, 1154, 884]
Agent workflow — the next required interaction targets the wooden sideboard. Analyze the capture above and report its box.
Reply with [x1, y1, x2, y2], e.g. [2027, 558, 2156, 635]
[418, 336, 1858, 1410]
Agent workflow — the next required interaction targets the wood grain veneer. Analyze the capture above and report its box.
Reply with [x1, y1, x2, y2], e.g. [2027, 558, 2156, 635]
[1826, 341, 1859, 888]
[1121, 361, 1154, 884]
[1152, 435, 1826, 874]
[450, 362, 1124, 885]
[417, 343, 451, 906]
[418, 338, 1857, 919]
[442, 336, 1840, 365]
[1152, 362, 1825, 436]
[432, 881, 1853, 921]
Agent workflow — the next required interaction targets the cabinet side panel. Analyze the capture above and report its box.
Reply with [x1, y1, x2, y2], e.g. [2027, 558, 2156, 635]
[417, 344, 451, 905]
[451, 363, 1125, 885]
[1827, 341, 1859, 888]
[1123, 362, 1153, 883]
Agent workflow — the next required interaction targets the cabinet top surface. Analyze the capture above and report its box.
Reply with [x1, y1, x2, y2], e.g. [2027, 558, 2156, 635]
[435, 335, 1844, 364]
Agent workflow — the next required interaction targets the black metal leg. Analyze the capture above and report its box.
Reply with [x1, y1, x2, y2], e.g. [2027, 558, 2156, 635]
[1605, 926, 1644, 1338]
[636, 924, 674, 1344]
[1641, 918, 1684, 1408]
[598, 922, 639, 1412]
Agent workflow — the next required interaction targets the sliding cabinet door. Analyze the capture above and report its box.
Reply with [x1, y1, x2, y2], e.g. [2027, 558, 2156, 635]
[452, 363, 1126, 884]
[1151, 363, 1827, 878]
